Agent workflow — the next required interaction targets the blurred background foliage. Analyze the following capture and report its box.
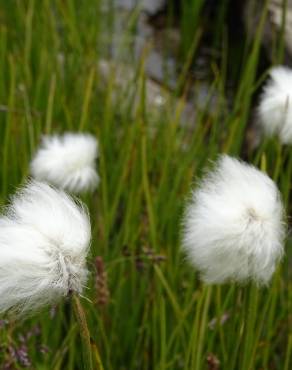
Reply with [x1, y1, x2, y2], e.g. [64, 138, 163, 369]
[0, 1, 291, 369]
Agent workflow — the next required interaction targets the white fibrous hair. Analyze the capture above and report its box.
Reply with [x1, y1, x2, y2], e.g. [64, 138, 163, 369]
[0, 181, 91, 315]
[182, 155, 286, 285]
[258, 66, 292, 144]
[30, 133, 99, 193]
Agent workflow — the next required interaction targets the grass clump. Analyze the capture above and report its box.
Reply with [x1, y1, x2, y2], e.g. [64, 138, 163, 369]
[0, 1, 291, 369]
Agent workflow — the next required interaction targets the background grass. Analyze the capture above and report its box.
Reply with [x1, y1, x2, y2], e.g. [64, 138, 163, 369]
[0, 0, 291, 369]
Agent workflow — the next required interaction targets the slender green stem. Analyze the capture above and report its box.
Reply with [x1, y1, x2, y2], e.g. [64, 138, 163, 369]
[241, 284, 259, 370]
[186, 285, 212, 370]
[92, 342, 105, 370]
[72, 294, 93, 370]
[194, 285, 212, 370]
[284, 334, 292, 370]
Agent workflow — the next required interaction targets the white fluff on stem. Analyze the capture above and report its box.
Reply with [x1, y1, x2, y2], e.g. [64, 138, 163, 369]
[30, 133, 99, 193]
[182, 155, 286, 285]
[258, 66, 292, 144]
[0, 181, 91, 315]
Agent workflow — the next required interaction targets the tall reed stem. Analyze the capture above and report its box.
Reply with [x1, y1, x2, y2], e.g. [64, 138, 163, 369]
[72, 294, 93, 370]
[240, 284, 259, 370]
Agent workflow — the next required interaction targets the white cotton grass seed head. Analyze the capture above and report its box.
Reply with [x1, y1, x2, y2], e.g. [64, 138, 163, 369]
[182, 155, 286, 285]
[30, 133, 99, 193]
[0, 181, 91, 315]
[258, 65, 292, 144]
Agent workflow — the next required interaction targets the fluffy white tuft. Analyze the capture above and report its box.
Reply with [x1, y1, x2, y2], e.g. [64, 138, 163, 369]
[30, 133, 99, 193]
[0, 181, 91, 315]
[182, 155, 286, 285]
[258, 65, 292, 144]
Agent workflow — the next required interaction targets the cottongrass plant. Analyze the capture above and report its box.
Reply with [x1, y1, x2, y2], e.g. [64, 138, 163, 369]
[182, 155, 287, 370]
[30, 133, 99, 193]
[0, 181, 94, 369]
[258, 66, 292, 144]
[182, 155, 286, 285]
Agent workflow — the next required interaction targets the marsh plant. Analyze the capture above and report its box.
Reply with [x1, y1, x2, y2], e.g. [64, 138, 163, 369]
[0, 181, 90, 314]
[0, 1, 291, 369]
[30, 133, 99, 194]
[0, 181, 94, 369]
[182, 155, 286, 285]
[258, 66, 292, 144]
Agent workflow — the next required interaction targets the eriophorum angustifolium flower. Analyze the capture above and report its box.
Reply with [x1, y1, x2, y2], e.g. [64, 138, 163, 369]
[258, 65, 292, 144]
[0, 181, 91, 315]
[182, 155, 286, 285]
[30, 133, 99, 193]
